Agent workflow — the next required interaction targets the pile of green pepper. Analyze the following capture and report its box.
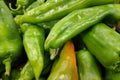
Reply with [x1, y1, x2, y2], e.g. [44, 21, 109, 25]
[0, 0, 120, 79]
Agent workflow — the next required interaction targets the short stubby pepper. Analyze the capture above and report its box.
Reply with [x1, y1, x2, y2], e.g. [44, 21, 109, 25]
[19, 0, 114, 23]
[81, 23, 120, 72]
[23, 24, 45, 80]
[44, 4, 120, 51]
[0, 0, 23, 76]
[76, 49, 102, 80]
[47, 40, 78, 80]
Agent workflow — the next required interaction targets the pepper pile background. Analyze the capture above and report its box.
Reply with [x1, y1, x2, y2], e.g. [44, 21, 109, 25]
[0, 0, 120, 80]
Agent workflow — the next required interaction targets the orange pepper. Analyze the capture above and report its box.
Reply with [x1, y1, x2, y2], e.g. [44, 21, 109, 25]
[47, 40, 78, 80]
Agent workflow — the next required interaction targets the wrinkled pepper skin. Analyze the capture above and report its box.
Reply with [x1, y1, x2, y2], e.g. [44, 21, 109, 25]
[44, 4, 120, 50]
[19, 0, 114, 23]
[76, 49, 102, 80]
[81, 23, 120, 72]
[18, 62, 34, 80]
[0, 0, 23, 75]
[47, 41, 78, 80]
[23, 24, 45, 80]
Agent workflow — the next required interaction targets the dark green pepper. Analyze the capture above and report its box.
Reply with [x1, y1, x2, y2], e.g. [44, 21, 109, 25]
[19, 0, 114, 24]
[81, 23, 120, 72]
[23, 24, 45, 80]
[44, 4, 120, 51]
[0, 0, 23, 76]
[105, 69, 120, 80]
[76, 49, 102, 80]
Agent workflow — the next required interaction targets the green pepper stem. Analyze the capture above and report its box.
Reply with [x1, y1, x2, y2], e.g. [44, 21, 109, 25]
[3, 57, 12, 76]
[9, 3, 21, 11]
[49, 48, 60, 60]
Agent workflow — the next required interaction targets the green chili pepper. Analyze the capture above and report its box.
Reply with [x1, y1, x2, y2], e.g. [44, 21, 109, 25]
[19, 0, 114, 24]
[23, 24, 45, 80]
[47, 40, 78, 80]
[44, 4, 120, 51]
[37, 19, 59, 34]
[20, 23, 32, 33]
[20, 19, 58, 34]
[0, 0, 23, 76]
[76, 49, 102, 80]
[26, 0, 46, 12]
[81, 23, 120, 72]
[37, 0, 45, 4]
[18, 61, 34, 80]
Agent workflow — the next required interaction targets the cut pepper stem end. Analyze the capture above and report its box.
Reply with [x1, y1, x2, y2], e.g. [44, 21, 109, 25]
[3, 57, 12, 76]
[50, 48, 60, 60]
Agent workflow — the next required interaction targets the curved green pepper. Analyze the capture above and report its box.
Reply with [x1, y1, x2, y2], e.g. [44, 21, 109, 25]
[81, 23, 120, 72]
[23, 24, 45, 80]
[47, 40, 78, 80]
[44, 4, 120, 51]
[25, 1, 42, 12]
[76, 49, 102, 80]
[0, 0, 23, 76]
[19, 0, 114, 24]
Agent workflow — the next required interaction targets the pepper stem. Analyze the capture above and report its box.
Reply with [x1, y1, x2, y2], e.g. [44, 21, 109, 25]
[3, 57, 12, 76]
[49, 48, 60, 60]
[9, 3, 21, 11]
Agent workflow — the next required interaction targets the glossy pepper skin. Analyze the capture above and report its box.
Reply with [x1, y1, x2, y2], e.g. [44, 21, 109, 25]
[25, 1, 42, 12]
[23, 24, 45, 80]
[20, 19, 58, 34]
[81, 23, 120, 72]
[18, 62, 34, 80]
[19, 0, 114, 24]
[44, 4, 120, 50]
[47, 40, 78, 80]
[0, 0, 22, 75]
[76, 49, 102, 80]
